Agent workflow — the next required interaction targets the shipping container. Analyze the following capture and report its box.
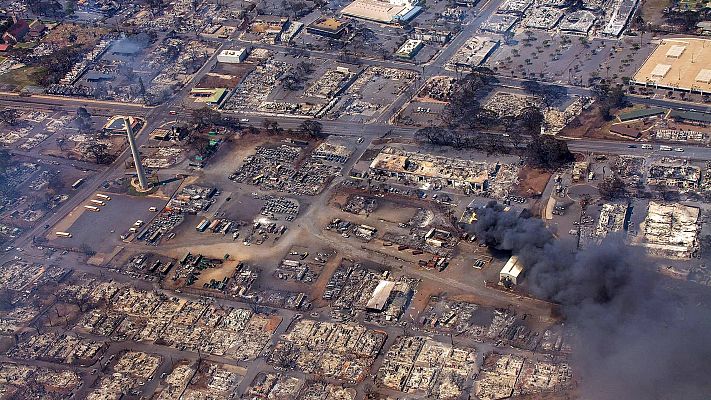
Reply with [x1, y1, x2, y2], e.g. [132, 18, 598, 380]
[196, 219, 210, 232]
[208, 219, 221, 232]
[72, 178, 84, 189]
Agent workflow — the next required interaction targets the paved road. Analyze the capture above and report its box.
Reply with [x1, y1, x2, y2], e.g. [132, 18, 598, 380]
[566, 139, 711, 159]
[3, 85, 711, 233]
[0, 6, 592, 399]
[0, 93, 149, 115]
[1, 0, 710, 256]
[177, 113, 711, 161]
[1, 36, 228, 252]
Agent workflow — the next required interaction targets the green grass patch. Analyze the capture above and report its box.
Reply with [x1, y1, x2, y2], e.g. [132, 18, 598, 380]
[0, 66, 45, 88]
[15, 41, 39, 49]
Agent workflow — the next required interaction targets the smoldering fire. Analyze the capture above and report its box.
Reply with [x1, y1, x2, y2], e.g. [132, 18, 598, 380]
[467, 201, 711, 400]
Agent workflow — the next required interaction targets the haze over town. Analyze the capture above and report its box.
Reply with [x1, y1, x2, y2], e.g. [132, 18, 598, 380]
[0, 0, 710, 399]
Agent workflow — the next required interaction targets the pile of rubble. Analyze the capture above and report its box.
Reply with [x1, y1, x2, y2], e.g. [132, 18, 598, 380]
[640, 201, 700, 259]
[343, 195, 377, 215]
[377, 336, 477, 398]
[230, 144, 342, 196]
[269, 319, 386, 382]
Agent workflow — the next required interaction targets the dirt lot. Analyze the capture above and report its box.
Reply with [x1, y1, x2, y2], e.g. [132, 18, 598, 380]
[194, 71, 247, 89]
[559, 105, 628, 141]
[639, 0, 672, 26]
[0, 66, 44, 87]
[514, 167, 552, 198]
[43, 23, 110, 49]
[193, 259, 240, 287]
[309, 254, 344, 308]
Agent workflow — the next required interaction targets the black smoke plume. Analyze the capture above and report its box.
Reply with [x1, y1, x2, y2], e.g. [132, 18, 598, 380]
[467, 201, 711, 399]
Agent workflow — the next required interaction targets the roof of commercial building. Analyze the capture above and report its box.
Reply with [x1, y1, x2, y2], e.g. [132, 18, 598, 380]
[29, 19, 45, 30]
[308, 17, 348, 33]
[395, 39, 423, 57]
[398, 5, 422, 21]
[651, 63, 672, 77]
[4, 19, 29, 39]
[341, 0, 416, 23]
[151, 129, 171, 140]
[191, 88, 228, 104]
[695, 69, 711, 84]
[666, 45, 686, 58]
[366, 280, 396, 310]
[633, 37, 711, 93]
[610, 124, 641, 138]
[218, 49, 246, 58]
[500, 255, 524, 278]
[618, 107, 668, 122]
[668, 110, 711, 123]
[220, 49, 245, 55]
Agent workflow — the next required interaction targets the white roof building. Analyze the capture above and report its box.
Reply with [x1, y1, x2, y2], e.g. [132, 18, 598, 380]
[366, 280, 396, 310]
[217, 48, 247, 64]
[499, 255, 524, 285]
[650, 64, 672, 79]
[666, 45, 686, 58]
[695, 69, 711, 84]
[395, 39, 423, 59]
[341, 0, 421, 24]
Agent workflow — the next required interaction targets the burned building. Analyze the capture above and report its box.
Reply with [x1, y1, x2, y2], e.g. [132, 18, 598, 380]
[306, 17, 349, 39]
[640, 201, 700, 259]
[369, 147, 490, 194]
[647, 160, 701, 191]
[595, 203, 628, 239]
[499, 255, 524, 286]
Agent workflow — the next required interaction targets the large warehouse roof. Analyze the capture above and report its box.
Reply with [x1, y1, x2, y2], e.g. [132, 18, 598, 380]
[633, 38, 711, 94]
[499, 255, 524, 285]
[341, 0, 419, 23]
[366, 280, 396, 310]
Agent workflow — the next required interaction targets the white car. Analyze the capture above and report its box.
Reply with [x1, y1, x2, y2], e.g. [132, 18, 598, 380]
[674, 147, 684, 152]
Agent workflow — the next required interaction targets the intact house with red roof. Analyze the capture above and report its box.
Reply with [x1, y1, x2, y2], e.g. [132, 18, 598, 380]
[2, 18, 29, 46]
